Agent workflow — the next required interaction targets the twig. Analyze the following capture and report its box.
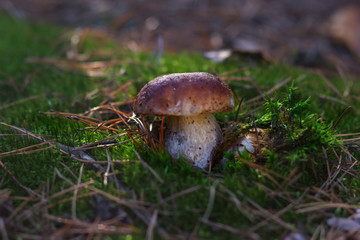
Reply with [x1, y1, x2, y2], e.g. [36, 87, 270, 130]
[335, 132, 360, 137]
[12, 181, 94, 222]
[74, 132, 127, 150]
[201, 180, 218, 221]
[133, 149, 164, 184]
[104, 147, 111, 185]
[0, 95, 42, 110]
[332, 106, 352, 130]
[234, 94, 243, 123]
[340, 137, 360, 143]
[200, 218, 242, 234]
[317, 94, 349, 107]
[237, 190, 297, 232]
[0, 140, 55, 158]
[246, 76, 294, 104]
[217, 183, 254, 221]
[0, 160, 40, 198]
[54, 167, 74, 186]
[72, 163, 84, 220]
[154, 186, 201, 207]
[0, 218, 9, 240]
[249, 188, 308, 233]
[45, 214, 136, 235]
[75, 134, 144, 151]
[146, 210, 158, 240]
[296, 202, 360, 213]
[0, 121, 103, 170]
[338, 144, 359, 164]
[318, 71, 345, 100]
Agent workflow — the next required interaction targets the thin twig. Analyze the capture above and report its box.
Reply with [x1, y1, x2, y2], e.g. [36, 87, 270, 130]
[201, 180, 218, 221]
[146, 210, 158, 240]
[296, 202, 360, 213]
[237, 190, 297, 232]
[133, 149, 164, 184]
[0, 95, 42, 110]
[154, 186, 201, 207]
[72, 163, 84, 220]
[0, 218, 9, 240]
[246, 76, 294, 104]
[104, 146, 111, 185]
[332, 106, 352, 130]
[200, 219, 242, 235]
[0, 160, 40, 198]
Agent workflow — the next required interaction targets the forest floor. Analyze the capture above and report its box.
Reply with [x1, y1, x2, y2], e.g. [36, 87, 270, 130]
[0, 2, 360, 240]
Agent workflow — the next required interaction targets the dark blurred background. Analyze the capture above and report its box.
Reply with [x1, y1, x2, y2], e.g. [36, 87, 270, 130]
[1, 0, 360, 74]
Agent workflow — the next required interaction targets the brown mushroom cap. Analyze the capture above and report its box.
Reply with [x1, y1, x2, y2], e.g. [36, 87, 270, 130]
[134, 72, 235, 116]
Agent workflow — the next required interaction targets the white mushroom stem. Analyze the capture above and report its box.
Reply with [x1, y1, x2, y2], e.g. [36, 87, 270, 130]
[165, 113, 222, 169]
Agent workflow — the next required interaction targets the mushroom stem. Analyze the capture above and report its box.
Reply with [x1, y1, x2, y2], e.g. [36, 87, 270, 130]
[165, 113, 222, 169]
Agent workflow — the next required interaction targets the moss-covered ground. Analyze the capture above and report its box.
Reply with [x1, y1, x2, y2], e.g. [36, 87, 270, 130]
[0, 13, 359, 239]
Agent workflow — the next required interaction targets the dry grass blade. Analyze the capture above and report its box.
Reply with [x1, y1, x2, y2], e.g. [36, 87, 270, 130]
[200, 218, 242, 235]
[317, 94, 349, 107]
[46, 192, 97, 211]
[237, 190, 297, 232]
[0, 218, 9, 240]
[0, 140, 54, 158]
[220, 76, 253, 81]
[340, 137, 360, 143]
[249, 188, 308, 233]
[0, 95, 42, 110]
[76, 134, 144, 151]
[335, 132, 360, 137]
[72, 163, 84, 220]
[319, 150, 342, 192]
[238, 159, 283, 186]
[217, 183, 254, 221]
[74, 132, 127, 150]
[84, 101, 134, 117]
[44, 214, 137, 235]
[41, 111, 102, 123]
[104, 147, 111, 185]
[41, 111, 121, 132]
[154, 186, 201, 208]
[0, 160, 40, 198]
[0, 121, 104, 170]
[219, 68, 247, 76]
[26, 57, 127, 77]
[201, 180, 218, 221]
[10, 180, 94, 223]
[338, 144, 359, 165]
[246, 76, 294, 104]
[146, 210, 158, 240]
[133, 149, 164, 184]
[296, 202, 360, 213]
[87, 186, 151, 209]
[318, 71, 346, 101]
[332, 106, 352, 130]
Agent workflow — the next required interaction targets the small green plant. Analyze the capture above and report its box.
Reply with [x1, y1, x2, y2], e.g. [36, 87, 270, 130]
[224, 84, 339, 184]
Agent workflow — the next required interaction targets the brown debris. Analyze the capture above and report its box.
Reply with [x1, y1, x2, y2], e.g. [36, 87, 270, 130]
[328, 5, 360, 60]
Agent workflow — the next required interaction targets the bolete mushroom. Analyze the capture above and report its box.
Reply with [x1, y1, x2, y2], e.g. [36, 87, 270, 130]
[134, 72, 235, 169]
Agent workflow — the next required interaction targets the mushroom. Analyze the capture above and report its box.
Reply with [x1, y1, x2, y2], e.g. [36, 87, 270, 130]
[134, 72, 235, 169]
